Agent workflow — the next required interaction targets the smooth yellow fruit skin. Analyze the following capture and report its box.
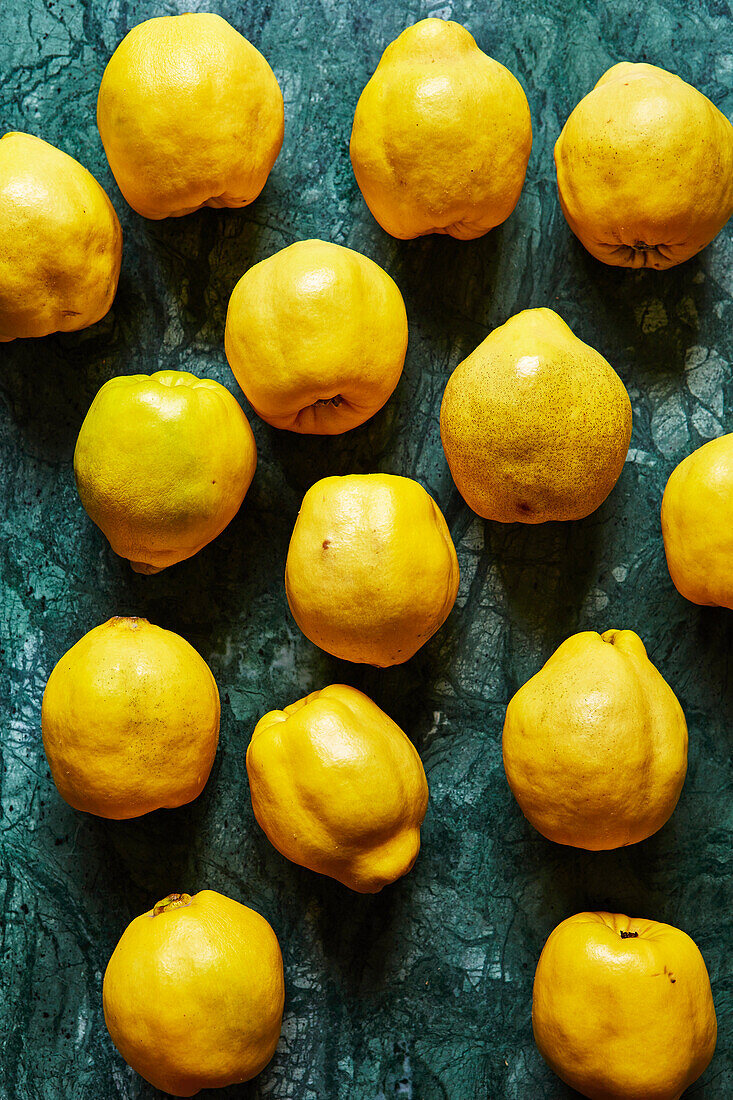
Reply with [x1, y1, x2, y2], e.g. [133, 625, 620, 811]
[503, 629, 687, 850]
[103, 890, 284, 1096]
[533, 912, 717, 1100]
[247, 685, 428, 893]
[661, 434, 733, 609]
[285, 474, 459, 667]
[41, 618, 220, 820]
[440, 308, 632, 523]
[555, 62, 733, 269]
[224, 239, 408, 434]
[349, 18, 532, 240]
[74, 370, 257, 573]
[0, 132, 121, 341]
[97, 13, 283, 219]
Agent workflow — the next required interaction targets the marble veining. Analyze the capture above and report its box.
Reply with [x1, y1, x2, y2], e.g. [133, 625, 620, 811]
[1, 1, 731, 1097]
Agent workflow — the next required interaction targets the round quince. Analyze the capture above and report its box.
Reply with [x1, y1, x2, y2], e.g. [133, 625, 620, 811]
[97, 13, 283, 219]
[74, 370, 257, 573]
[225, 239, 407, 433]
[285, 473, 459, 666]
[42, 617, 220, 819]
[103, 889, 284, 1095]
[533, 911, 717, 1099]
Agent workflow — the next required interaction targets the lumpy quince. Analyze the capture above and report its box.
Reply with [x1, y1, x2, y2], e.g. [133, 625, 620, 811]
[247, 685, 428, 892]
[97, 13, 283, 219]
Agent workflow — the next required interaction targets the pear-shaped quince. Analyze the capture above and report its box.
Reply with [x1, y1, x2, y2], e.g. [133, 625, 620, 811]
[440, 308, 632, 522]
[503, 629, 688, 849]
[350, 18, 531, 239]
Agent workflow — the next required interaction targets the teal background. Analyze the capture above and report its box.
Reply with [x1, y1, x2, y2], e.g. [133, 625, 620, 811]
[1, 1, 732, 1097]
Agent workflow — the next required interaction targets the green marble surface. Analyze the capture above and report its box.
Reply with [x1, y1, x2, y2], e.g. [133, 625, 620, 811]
[1, 1, 732, 1097]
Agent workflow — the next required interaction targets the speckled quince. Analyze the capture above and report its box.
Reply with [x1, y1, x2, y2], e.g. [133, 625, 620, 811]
[533, 912, 717, 1100]
[285, 473, 459, 667]
[224, 239, 408, 433]
[41, 617, 220, 820]
[503, 629, 688, 850]
[247, 685, 428, 893]
[74, 370, 257, 573]
[103, 890, 284, 1096]
[97, 13, 283, 219]
[440, 308, 632, 523]
[662, 433, 733, 609]
[350, 18, 532, 239]
[0, 132, 121, 341]
[555, 62, 733, 268]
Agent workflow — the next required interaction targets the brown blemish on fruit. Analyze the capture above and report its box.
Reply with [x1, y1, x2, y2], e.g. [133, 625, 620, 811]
[619, 930, 639, 939]
[322, 539, 331, 550]
[153, 892, 192, 916]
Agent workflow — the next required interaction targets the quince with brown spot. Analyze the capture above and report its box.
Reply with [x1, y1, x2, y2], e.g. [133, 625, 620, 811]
[285, 473, 459, 666]
[533, 912, 717, 1099]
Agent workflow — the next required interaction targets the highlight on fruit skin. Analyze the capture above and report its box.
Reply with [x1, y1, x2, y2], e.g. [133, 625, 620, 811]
[103, 889, 284, 1096]
[284, 472, 459, 666]
[0, 132, 122, 341]
[97, 13, 284, 219]
[41, 617, 220, 819]
[439, 308, 632, 523]
[502, 629, 688, 849]
[555, 61, 733, 269]
[246, 684, 429, 892]
[350, 17, 532, 239]
[73, 370, 257, 573]
[532, 911, 717, 1100]
[224, 238, 408, 434]
[661, 432, 733, 610]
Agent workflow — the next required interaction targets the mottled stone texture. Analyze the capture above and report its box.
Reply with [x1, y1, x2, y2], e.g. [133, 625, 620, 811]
[0, 0, 732, 1097]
